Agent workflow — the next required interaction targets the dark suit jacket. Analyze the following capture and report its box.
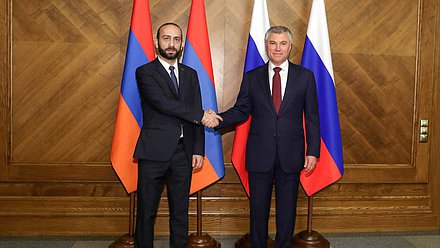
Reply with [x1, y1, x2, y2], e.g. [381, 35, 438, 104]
[133, 58, 204, 161]
[218, 62, 320, 173]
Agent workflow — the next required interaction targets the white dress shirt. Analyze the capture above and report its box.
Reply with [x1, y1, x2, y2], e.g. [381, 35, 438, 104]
[158, 56, 179, 85]
[268, 60, 289, 99]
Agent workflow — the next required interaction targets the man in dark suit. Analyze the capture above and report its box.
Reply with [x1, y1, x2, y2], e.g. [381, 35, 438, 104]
[133, 22, 220, 248]
[214, 26, 321, 248]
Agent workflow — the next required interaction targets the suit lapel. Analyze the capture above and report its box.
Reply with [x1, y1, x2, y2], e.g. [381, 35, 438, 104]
[177, 64, 188, 100]
[153, 59, 179, 98]
[278, 62, 296, 114]
[257, 64, 277, 114]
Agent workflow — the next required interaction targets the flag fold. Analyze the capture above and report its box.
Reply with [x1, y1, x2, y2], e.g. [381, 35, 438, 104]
[110, 0, 155, 193]
[183, 0, 225, 194]
[231, 0, 270, 197]
[300, 0, 344, 196]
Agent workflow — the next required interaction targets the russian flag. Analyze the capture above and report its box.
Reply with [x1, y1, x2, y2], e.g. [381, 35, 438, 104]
[300, 0, 344, 196]
[110, 0, 155, 193]
[231, 0, 270, 197]
[182, 0, 225, 194]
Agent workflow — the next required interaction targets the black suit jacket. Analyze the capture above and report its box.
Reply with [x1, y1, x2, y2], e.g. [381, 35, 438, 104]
[133, 58, 204, 161]
[218, 62, 320, 173]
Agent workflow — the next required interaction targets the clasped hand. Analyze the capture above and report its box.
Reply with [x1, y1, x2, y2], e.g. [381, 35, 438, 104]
[202, 109, 223, 128]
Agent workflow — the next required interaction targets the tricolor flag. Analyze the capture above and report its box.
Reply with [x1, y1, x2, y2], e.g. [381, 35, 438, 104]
[183, 0, 225, 194]
[300, 0, 344, 196]
[110, 0, 155, 193]
[231, 0, 270, 197]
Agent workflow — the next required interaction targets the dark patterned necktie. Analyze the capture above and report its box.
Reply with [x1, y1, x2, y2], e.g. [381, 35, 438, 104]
[272, 67, 282, 113]
[169, 66, 179, 94]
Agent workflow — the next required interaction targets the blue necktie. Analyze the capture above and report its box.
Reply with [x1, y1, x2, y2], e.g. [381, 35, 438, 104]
[169, 66, 179, 94]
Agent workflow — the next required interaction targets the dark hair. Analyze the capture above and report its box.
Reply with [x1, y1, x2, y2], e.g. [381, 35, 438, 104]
[264, 26, 293, 44]
[156, 22, 183, 40]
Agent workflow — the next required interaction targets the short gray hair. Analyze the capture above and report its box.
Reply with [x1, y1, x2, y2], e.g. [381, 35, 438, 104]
[264, 26, 293, 44]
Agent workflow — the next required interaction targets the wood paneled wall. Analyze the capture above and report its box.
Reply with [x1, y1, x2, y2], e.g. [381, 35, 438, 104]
[0, 0, 439, 236]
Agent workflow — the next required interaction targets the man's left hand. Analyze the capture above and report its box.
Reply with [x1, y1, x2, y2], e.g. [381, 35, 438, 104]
[192, 155, 204, 171]
[304, 156, 317, 173]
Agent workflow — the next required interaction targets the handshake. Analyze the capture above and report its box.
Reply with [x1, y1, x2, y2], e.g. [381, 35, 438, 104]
[202, 109, 223, 128]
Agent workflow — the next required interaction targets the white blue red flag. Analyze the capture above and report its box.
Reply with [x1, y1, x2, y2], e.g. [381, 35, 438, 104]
[183, 0, 225, 194]
[300, 0, 344, 196]
[231, 0, 270, 197]
[110, 0, 155, 193]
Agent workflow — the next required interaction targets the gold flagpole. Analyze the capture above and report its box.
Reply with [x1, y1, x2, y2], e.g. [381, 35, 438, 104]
[187, 190, 220, 248]
[291, 195, 329, 248]
[109, 192, 136, 248]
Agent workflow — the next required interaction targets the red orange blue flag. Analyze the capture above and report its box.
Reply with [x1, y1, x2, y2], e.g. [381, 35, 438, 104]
[300, 0, 344, 196]
[182, 0, 225, 194]
[110, 0, 155, 193]
[231, 0, 270, 197]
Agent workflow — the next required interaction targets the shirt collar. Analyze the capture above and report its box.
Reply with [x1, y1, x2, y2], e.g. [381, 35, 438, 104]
[158, 56, 178, 72]
[269, 60, 289, 72]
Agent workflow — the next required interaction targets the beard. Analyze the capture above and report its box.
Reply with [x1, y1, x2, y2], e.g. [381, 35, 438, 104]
[158, 45, 182, 60]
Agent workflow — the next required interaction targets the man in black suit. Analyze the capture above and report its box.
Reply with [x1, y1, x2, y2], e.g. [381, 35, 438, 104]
[133, 22, 220, 248]
[213, 26, 321, 248]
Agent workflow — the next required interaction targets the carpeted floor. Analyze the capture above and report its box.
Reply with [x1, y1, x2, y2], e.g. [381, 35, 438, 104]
[0, 231, 438, 248]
